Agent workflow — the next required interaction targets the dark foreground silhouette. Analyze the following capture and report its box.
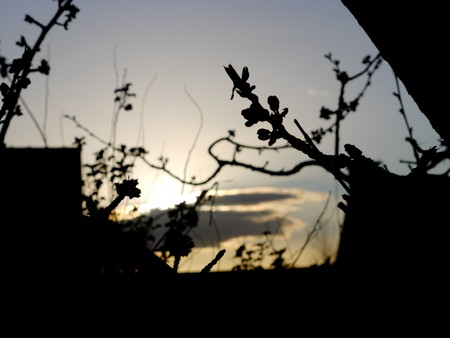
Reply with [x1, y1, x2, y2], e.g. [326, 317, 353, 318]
[2, 149, 448, 308]
[1, 3, 448, 322]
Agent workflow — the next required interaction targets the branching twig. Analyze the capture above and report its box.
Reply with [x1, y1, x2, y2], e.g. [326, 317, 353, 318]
[0, 0, 79, 147]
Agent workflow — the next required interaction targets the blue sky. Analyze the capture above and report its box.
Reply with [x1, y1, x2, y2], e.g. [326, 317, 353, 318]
[0, 0, 442, 272]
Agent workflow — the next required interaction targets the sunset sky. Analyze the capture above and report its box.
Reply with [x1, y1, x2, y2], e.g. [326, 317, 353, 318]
[0, 0, 442, 272]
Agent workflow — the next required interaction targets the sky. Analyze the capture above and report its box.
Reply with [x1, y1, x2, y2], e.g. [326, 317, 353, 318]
[0, 0, 443, 272]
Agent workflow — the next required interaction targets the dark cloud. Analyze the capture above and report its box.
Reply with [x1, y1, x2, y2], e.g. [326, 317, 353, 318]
[208, 190, 298, 206]
[134, 188, 323, 251]
[142, 207, 291, 249]
[193, 209, 292, 248]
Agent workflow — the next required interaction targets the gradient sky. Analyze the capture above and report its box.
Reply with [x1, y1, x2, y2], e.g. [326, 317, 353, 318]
[0, 0, 442, 272]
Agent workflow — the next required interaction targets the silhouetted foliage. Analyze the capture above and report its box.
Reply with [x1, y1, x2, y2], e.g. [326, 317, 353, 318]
[2, 1, 449, 285]
[222, 60, 449, 275]
[232, 230, 288, 271]
[0, 0, 79, 147]
[223, 60, 449, 188]
[70, 81, 219, 274]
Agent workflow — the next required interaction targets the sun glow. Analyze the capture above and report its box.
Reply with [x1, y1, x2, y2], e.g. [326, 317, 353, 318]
[137, 176, 201, 213]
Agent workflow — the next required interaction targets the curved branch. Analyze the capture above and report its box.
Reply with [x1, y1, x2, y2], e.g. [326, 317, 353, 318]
[182, 86, 204, 192]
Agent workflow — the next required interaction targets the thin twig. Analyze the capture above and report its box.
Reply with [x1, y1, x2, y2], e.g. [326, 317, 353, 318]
[290, 191, 331, 267]
[182, 85, 204, 194]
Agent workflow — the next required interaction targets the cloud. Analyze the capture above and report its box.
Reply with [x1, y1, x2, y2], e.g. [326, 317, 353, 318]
[210, 187, 298, 206]
[139, 186, 340, 271]
[190, 187, 331, 248]
[194, 208, 293, 248]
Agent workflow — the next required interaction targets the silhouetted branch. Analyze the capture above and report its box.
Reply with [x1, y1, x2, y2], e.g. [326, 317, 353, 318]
[392, 71, 449, 173]
[224, 63, 353, 193]
[313, 53, 383, 154]
[201, 249, 226, 273]
[136, 73, 158, 146]
[17, 92, 48, 146]
[67, 54, 389, 197]
[391, 71, 422, 163]
[0, 0, 79, 147]
[182, 86, 204, 193]
[290, 191, 332, 267]
[65, 115, 110, 146]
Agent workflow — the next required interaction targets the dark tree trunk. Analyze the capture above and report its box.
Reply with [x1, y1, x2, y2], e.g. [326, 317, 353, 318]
[341, 0, 450, 148]
[335, 162, 449, 294]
